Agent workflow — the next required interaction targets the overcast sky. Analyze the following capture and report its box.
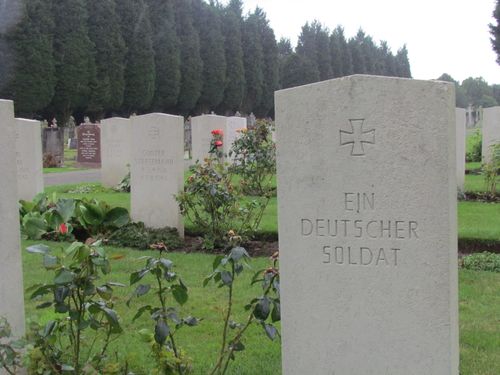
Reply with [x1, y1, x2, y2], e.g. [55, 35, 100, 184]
[241, 0, 500, 84]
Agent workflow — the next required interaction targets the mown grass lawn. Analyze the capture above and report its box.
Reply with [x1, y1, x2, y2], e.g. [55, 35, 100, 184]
[21, 241, 500, 374]
[22, 241, 281, 375]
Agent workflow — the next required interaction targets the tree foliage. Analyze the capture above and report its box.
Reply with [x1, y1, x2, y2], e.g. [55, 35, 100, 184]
[5, 3, 415, 121]
[490, 0, 500, 64]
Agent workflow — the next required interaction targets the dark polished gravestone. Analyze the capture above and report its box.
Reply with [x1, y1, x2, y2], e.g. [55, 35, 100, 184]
[42, 127, 65, 167]
[76, 123, 101, 168]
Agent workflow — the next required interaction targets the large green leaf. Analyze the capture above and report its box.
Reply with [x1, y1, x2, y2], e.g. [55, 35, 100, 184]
[54, 269, 75, 285]
[56, 199, 75, 222]
[103, 207, 130, 228]
[78, 202, 105, 226]
[45, 210, 64, 230]
[22, 215, 47, 240]
[154, 319, 170, 345]
[26, 244, 50, 254]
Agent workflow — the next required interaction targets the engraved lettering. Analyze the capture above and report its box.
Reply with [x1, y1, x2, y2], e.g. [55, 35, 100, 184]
[316, 219, 326, 236]
[334, 247, 344, 264]
[395, 220, 405, 239]
[360, 247, 373, 265]
[392, 248, 400, 266]
[409, 221, 419, 238]
[301, 219, 313, 236]
[348, 247, 357, 265]
[376, 248, 389, 266]
[323, 246, 331, 263]
[354, 220, 362, 238]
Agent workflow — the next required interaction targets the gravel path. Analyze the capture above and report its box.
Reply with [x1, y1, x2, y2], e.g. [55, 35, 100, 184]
[44, 169, 101, 186]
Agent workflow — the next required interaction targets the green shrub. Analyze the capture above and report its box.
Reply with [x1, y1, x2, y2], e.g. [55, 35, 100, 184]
[462, 252, 500, 272]
[229, 120, 276, 196]
[19, 194, 130, 241]
[482, 143, 500, 196]
[107, 222, 183, 250]
[466, 129, 482, 162]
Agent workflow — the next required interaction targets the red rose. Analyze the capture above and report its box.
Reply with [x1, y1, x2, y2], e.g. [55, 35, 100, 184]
[59, 223, 68, 235]
[211, 129, 223, 136]
[215, 140, 223, 147]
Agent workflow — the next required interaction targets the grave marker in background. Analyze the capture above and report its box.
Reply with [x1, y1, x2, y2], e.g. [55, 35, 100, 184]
[276, 75, 458, 374]
[482, 106, 500, 164]
[77, 123, 101, 168]
[130, 113, 184, 235]
[0, 100, 26, 336]
[101, 117, 131, 187]
[191, 114, 246, 163]
[42, 127, 64, 167]
[15, 118, 44, 200]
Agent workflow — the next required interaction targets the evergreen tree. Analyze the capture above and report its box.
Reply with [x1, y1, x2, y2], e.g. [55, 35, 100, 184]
[174, 0, 203, 114]
[395, 45, 411, 78]
[241, 9, 264, 113]
[281, 53, 305, 89]
[296, 22, 320, 83]
[379, 41, 395, 76]
[220, 0, 245, 113]
[338, 27, 353, 76]
[490, 0, 500, 64]
[10, 0, 55, 117]
[329, 29, 343, 77]
[147, 0, 181, 111]
[193, 0, 226, 112]
[254, 7, 279, 116]
[313, 22, 333, 80]
[51, 0, 94, 123]
[87, 0, 126, 117]
[118, 0, 155, 113]
[277, 38, 293, 88]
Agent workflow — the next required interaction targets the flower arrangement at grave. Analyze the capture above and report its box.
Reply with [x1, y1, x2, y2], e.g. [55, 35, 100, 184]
[209, 129, 224, 159]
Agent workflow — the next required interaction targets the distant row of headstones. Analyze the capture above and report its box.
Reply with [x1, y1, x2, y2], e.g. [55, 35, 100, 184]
[10, 105, 499, 204]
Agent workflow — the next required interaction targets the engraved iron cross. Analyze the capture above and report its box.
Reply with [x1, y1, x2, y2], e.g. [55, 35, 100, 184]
[339, 119, 375, 156]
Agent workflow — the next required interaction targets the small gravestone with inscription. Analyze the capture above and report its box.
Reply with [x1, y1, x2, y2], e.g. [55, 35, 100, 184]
[0, 100, 26, 337]
[42, 127, 64, 167]
[130, 113, 184, 235]
[456, 108, 466, 191]
[482, 106, 500, 164]
[15, 118, 44, 200]
[276, 75, 458, 375]
[77, 122, 101, 168]
[101, 117, 131, 187]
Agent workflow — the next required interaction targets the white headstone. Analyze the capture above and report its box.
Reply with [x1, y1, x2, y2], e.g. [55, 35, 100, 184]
[482, 106, 500, 164]
[15, 118, 44, 201]
[130, 113, 184, 235]
[0, 100, 26, 336]
[100, 117, 131, 187]
[456, 108, 466, 192]
[191, 114, 246, 163]
[276, 75, 458, 375]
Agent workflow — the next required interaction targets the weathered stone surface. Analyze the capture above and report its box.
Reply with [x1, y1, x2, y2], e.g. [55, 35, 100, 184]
[15, 118, 44, 200]
[42, 128, 64, 167]
[276, 75, 458, 375]
[191, 114, 246, 163]
[482, 106, 500, 163]
[100, 117, 131, 187]
[130, 113, 184, 235]
[77, 124, 101, 168]
[456, 108, 466, 191]
[0, 100, 25, 337]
